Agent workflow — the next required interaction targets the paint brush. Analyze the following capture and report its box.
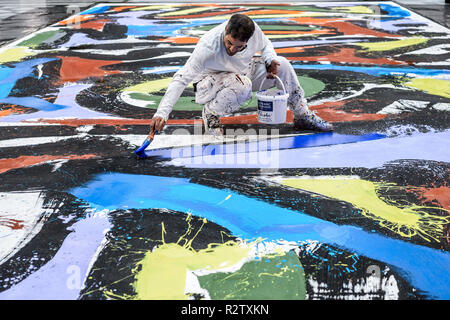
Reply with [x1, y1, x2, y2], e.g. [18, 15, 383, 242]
[134, 130, 158, 158]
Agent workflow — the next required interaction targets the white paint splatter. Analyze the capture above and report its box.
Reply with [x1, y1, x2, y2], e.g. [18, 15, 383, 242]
[377, 99, 430, 115]
[0, 192, 49, 265]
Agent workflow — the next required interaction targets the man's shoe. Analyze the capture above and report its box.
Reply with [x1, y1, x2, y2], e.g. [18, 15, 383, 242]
[202, 108, 223, 136]
[293, 109, 333, 132]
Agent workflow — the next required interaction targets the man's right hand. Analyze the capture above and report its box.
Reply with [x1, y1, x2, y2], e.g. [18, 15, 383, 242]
[149, 116, 166, 138]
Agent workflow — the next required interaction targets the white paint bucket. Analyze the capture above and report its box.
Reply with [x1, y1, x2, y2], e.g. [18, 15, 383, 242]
[256, 75, 289, 124]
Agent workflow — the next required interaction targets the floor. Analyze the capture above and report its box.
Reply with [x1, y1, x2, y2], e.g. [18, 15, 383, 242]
[1, 1, 449, 46]
[0, 1, 449, 301]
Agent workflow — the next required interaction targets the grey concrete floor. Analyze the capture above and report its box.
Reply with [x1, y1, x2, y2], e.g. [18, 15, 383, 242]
[0, 0, 449, 47]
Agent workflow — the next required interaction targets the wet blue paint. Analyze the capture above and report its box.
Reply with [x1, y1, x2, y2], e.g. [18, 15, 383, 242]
[140, 132, 386, 159]
[379, 3, 411, 20]
[0, 66, 14, 99]
[69, 173, 450, 299]
[126, 19, 280, 37]
[0, 58, 56, 99]
[126, 20, 224, 37]
[293, 64, 450, 78]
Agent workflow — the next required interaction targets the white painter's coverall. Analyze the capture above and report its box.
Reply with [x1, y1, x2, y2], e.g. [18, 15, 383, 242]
[153, 21, 307, 121]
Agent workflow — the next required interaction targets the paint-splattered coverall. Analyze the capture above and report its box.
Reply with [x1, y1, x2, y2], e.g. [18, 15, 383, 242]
[153, 20, 308, 121]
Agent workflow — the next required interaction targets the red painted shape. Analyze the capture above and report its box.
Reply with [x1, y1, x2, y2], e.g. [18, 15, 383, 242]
[0, 105, 33, 117]
[77, 19, 110, 31]
[56, 56, 122, 83]
[160, 37, 199, 44]
[310, 100, 387, 122]
[111, 6, 136, 12]
[410, 186, 450, 210]
[0, 154, 98, 175]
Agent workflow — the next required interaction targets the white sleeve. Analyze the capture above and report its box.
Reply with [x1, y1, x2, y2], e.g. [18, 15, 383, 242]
[257, 26, 277, 67]
[153, 47, 206, 121]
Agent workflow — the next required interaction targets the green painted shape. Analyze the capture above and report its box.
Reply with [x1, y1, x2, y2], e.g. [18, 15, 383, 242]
[18, 30, 60, 48]
[129, 92, 154, 101]
[197, 251, 306, 300]
[129, 75, 324, 110]
[298, 76, 326, 98]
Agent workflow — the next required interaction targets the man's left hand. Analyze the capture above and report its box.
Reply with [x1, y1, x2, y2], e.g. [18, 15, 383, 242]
[266, 59, 280, 79]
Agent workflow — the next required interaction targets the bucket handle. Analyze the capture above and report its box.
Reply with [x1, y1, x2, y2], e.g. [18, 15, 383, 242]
[258, 75, 287, 95]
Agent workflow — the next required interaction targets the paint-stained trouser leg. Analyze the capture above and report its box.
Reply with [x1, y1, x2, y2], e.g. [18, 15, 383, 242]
[195, 72, 252, 116]
[249, 56, 308, 119]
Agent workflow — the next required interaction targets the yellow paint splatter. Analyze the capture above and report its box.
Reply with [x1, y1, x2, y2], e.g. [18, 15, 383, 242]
[131, 5, 177, 11]
[281, 177, 449, 243]
[405, 78, 450, 99]
[0, 47, 37, 64]
[123, 78, 171, 94]
[131, 215, 252, 300]
[354, 37, 428, 52]
[334, 6, 375, 14]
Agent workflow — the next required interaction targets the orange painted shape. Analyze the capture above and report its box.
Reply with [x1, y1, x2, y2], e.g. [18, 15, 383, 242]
[160, 37, 199, 44]
[311, 101, 387, 122]
[111, 6, 136, 12]
[57, 56, 122, 83]
[275, 47, 311, 54]
[416, 186, 450, 210]
[0, 154, 98, 174]
[0, 105, 33, 117]
[57, 14, 95, 26]
[77, 19, 110, 31]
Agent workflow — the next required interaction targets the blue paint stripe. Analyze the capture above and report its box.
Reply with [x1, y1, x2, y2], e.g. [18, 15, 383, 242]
[79, 6, 110, 15]
[141, 132, 386, 159]
[69, 173, 450, 299]
[379, 3, 411, 19]
[0, 58, 56, 99]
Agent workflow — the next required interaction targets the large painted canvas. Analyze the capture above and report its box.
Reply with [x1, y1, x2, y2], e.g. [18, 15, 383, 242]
[0, 2, 449, 300]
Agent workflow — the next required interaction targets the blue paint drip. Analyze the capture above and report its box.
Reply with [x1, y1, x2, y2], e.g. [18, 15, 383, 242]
[69, 173, 450, 299]
[140, 132, 386, 159]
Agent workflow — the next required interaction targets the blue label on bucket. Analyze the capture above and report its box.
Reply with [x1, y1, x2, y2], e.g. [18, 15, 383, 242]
[258, 100, 273, 111]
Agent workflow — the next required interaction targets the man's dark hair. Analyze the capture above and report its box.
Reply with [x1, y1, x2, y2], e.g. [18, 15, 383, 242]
[225, 14, 255, 42]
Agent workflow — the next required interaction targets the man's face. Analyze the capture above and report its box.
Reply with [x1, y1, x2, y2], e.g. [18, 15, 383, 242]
[224, 33, 247, 56]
